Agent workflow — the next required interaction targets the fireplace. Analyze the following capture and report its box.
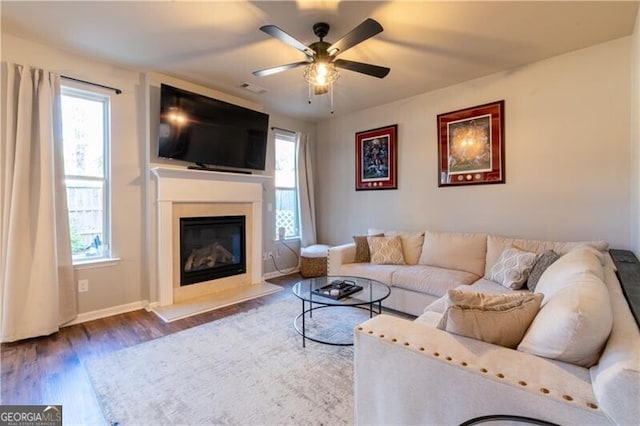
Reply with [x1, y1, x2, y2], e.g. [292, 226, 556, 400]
[180, 215, 246, 286]
[152, 167, 274, 308]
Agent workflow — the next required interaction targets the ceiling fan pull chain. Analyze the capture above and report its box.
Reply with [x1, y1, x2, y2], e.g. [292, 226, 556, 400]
[330, 83, 334, 114]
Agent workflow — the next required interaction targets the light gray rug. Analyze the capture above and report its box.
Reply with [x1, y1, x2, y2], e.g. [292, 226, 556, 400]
[85, 298, 373, 426]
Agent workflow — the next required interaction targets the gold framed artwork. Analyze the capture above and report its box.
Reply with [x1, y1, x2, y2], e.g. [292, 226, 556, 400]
[437, 100, 505, 187]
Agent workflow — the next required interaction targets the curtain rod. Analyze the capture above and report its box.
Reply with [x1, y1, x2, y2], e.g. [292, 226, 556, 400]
[61, 76, 122, 95]
[271, 126, 295, 135]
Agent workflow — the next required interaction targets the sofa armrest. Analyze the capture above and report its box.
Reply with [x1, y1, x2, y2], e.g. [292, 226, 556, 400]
[355, 315, 609, 426]
[327, 243, 356, 275]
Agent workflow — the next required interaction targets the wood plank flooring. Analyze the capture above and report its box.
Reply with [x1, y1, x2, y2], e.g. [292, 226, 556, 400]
[0, 274, 299, 425]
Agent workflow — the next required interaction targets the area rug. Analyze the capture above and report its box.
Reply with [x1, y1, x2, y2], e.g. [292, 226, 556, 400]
[84, 298, 373, 425]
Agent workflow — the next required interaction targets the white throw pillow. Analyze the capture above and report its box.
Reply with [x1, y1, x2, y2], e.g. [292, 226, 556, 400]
[535, 246, 606, 303]
[367, 235, 405, 265]
[437, 290, 543, 349]
[489, 247, 538, 290]
[517, 246, 613, 367]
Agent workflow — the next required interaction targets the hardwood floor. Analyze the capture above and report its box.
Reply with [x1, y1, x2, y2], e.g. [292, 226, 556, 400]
[0, 274, 299, 425]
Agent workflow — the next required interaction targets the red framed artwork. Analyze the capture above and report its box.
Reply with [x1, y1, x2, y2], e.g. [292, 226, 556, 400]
[437, 100, 505, 187]
[355, 124, 398, 190]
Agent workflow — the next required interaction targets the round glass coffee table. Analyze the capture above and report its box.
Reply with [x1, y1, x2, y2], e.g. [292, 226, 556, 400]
[292, 276, 391, 347]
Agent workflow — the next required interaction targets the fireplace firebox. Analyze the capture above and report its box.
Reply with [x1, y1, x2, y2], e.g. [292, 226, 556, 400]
[179, 215, 246, 286]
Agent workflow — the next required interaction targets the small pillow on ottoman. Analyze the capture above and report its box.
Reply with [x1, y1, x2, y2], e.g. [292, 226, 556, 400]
[489, 247, 538, 289]
[353, 233, 383, 263]
[437, 290, 543, 348]
[367, 235, 405, 265]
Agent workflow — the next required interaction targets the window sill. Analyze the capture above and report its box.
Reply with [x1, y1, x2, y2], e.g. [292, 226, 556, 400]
[73, 257, 121, 270]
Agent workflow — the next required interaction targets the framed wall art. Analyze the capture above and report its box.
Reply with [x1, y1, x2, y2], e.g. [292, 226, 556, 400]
[355, 124, 398, 191]
[437, 100, 505, 187]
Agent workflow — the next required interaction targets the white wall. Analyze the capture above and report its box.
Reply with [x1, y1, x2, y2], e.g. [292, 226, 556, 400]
[631, 8, 640, 256]
[316, 37, 632, 249]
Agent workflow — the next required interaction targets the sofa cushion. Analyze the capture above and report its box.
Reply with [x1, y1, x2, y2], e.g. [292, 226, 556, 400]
[397, 232, 425, 265]
[526, 250, 560, 292]
[334, 263, 402, 286]
[368, 235, 405, 265]
[437, 290, 543, 349]
[484, 234, 609, 277]
[489, 247, 538, 290]
[418, 231, 487, 276]
[392, 265, 478, 299]
[353, 233, 382, 263]
[518, 247, 613, 367]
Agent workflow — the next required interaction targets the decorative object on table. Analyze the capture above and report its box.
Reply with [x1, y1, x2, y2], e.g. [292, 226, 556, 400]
[312, 279, 363, 300]
[437, 100, 505, 187]
[355, 124, 398, 190]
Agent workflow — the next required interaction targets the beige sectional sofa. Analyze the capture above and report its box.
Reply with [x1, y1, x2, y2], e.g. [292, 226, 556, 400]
[327, 230, 640, 425]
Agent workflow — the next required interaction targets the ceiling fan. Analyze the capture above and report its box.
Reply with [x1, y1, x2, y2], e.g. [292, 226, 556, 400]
[253, 18, 390, 99]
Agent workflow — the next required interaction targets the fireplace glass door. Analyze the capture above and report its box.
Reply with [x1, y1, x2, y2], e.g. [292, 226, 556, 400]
[179, 215, 246, 285]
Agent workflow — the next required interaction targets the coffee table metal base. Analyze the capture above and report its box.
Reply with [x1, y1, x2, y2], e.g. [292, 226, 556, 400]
[293, 300, 382, 347]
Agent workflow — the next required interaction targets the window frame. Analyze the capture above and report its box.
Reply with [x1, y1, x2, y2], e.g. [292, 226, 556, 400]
[60, 85, 113, 264]
[274, 130, 300, 241]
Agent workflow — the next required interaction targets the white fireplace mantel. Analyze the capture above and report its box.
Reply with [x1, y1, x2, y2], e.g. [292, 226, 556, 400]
[151, 166, 272, 306]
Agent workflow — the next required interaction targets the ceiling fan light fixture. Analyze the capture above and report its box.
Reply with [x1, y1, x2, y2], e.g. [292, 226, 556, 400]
[303, 61, 339, 87]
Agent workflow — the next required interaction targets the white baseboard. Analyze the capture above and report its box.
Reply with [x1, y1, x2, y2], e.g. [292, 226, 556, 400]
[263, 267, 299, 280]
[64, 301, 149, 326]
[64, 273, 298, 326]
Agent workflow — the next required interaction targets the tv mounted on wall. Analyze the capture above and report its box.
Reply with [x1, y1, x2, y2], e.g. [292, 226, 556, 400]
[157, 84, 269, 172]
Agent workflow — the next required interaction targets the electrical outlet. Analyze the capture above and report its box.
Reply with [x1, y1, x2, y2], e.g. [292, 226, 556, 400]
[263, 251, 268, 261]
[78, 279, 89, 293]
[268, 251, 273, 259]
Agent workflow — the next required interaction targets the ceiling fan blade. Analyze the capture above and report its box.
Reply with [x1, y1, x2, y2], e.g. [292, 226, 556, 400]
[334, 59, 390, 79]
[253, 61, 309, 77]
[260, 25, 315, 57]
[327, 18, 383, 57]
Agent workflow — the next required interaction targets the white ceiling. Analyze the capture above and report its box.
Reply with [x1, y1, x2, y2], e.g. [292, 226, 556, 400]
[1, 1, 637, 122]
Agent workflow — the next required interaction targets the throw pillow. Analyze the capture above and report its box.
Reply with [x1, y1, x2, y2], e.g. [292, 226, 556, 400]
[367, 235, 405, 265]
[437, 290, 543, 349]
[518, 246, 612, 367]
[353, 233, 383, 263]
[489, 247, 538, 290]
[526, 250, 560, 292]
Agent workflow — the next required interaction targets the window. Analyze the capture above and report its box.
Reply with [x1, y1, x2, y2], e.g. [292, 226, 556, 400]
[61, 86, 111, 262]
[274, 131, 299, 240]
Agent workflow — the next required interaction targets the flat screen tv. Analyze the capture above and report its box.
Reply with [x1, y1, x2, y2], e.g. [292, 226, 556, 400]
[158, 84, 269, 172]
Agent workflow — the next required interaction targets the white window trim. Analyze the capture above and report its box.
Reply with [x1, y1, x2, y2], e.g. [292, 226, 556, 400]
[274, 129, 300, 241]
[61, 85, 113, 266]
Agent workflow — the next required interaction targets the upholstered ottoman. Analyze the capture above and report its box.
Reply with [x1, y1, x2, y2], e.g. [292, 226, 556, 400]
[300, 244, 330, 278]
